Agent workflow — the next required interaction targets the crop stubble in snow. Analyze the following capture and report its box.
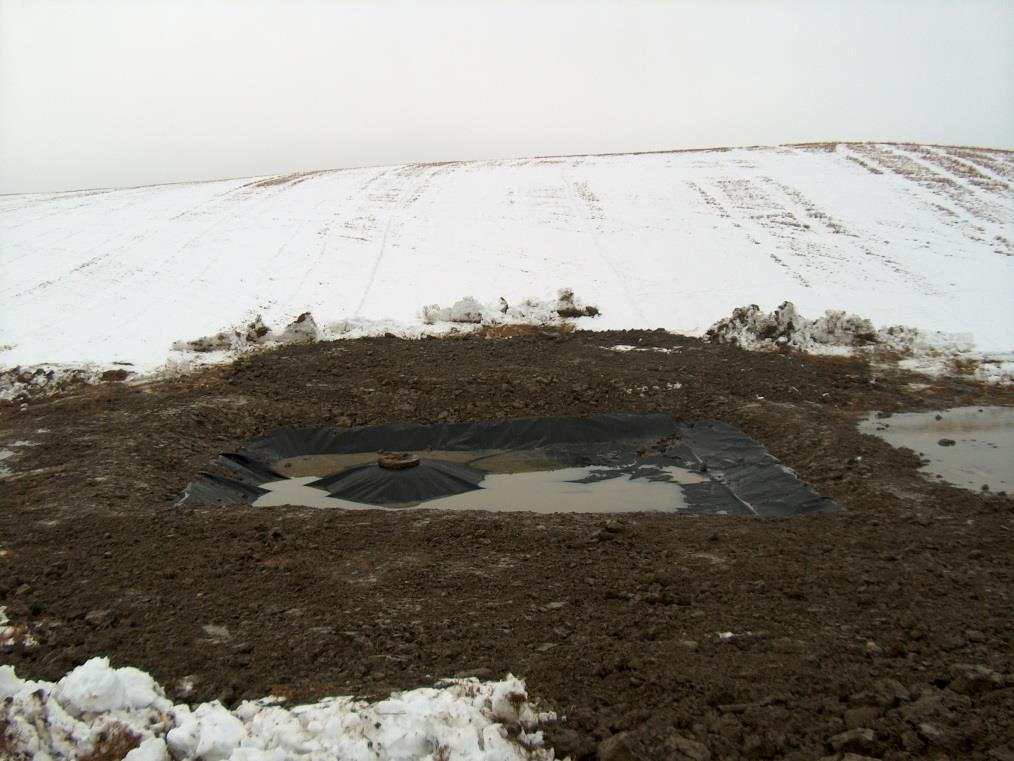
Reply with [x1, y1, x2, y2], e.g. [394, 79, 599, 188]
[0, 331, 1012, 759]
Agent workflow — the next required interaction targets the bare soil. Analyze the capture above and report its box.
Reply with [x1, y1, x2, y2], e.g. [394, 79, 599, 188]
[1, 330, 1012, 760]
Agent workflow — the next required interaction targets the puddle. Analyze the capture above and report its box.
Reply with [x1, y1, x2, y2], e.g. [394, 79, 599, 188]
[253, 463, 710, 513]
[859, 406, 1013, 492]
[274, 449, 568, 477]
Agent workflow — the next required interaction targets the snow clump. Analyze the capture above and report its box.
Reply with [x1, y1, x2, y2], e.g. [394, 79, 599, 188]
[171, 312, 320, 354]
[705, 301, 1012, 383]
[706, 301, 974, 355]
[705, 302, 879, 352]
[0, 658, 559, 761]
[422, 289, 599, 326]
[0, 364, 114, 403]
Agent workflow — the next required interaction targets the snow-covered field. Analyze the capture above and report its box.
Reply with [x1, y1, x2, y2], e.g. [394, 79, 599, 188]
[1, 143, 1012, 375]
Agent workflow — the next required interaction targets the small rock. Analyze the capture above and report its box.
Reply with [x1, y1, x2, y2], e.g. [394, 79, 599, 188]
[598, 731, 639, 761]
[548, 728, 596, 760]
[100, 369, 130, 382]
[900, 729, 922, 752]
[844, 707, 881, 730]
[917, 722, 947, 746]
[940, 634, 967, 651]
[663, 734, 711, 761]
[937, 438, 956, 447]
[829, 728, 877, 755]
[84, 609, 114, 628]
[948, 663, 1004, 695]
[217, 683, 238, 707]
[898, 687, 968, 724]
[871, 677, 910, 706]
[202, 624, 231, 642]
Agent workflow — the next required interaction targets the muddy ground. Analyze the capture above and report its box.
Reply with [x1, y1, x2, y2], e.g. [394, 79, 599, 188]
[1, 330, 1012, 761]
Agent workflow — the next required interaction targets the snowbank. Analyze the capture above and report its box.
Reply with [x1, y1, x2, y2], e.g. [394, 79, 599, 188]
[0, 659, 558, 761]
[704, 301, 1013, 383]
[705, 301, 969, 354]
[422, 290, 599, 326]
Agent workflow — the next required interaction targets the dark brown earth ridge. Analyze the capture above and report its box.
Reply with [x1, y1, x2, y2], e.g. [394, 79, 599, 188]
[1, 330, 1012, 760]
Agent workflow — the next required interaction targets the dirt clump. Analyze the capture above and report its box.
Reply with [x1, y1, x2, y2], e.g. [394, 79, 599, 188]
[0, 330, 1011, 760]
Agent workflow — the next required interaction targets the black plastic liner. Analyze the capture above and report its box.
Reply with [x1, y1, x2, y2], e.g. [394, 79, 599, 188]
[310, 459, 486, 506]
[178, 414, 841, 516]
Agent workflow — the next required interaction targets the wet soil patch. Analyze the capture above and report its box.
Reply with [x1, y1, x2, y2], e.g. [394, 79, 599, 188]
[1, 330, 1012, 759]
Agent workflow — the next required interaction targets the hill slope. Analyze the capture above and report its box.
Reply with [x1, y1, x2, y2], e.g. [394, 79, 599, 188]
[1, 142, 1012, 370]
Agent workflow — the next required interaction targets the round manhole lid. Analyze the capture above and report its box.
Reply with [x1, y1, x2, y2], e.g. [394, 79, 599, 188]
[378, 452, 421, 470]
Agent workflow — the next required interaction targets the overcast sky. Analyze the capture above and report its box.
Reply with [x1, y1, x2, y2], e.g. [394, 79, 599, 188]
[1, 0, 1012, 194]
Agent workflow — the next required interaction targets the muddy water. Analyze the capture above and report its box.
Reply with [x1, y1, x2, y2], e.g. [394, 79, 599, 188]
[274, 449, 568, 477]
[253, 463, 709, 513]
[859, 406, 1013, 493]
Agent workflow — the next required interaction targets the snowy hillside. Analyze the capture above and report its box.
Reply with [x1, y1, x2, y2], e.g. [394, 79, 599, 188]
[1, 143, 1012, 372]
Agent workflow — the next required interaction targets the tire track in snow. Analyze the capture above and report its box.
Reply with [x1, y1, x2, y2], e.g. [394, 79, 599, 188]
[353, 166, 438, 317]
[104, 180, 341, 343]
[560, 161, 648, 323]
[7, 182, 274, 303]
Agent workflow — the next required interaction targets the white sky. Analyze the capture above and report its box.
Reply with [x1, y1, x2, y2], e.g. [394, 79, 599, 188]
[1, 0, 1012, 194]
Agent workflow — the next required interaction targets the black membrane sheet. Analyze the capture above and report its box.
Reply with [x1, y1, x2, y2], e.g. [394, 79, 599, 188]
[178, 414, 840, 516]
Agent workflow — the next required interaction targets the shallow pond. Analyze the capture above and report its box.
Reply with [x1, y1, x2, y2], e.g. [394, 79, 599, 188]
[254, 462, 709, 513]
[859, 406, 1013, 493]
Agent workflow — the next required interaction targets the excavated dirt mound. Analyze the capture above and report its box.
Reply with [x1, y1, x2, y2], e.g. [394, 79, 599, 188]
[1, 329, 1012, 760]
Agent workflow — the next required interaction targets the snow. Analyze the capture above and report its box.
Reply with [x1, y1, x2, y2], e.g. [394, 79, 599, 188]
[0, 606, 15, 646]
[1, 143, 1011, 378]
[704, 300, 974, 354]
[704, 300, 1014, 383]
[602, 345, 680, 354]
[0, 659, 557, 761]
